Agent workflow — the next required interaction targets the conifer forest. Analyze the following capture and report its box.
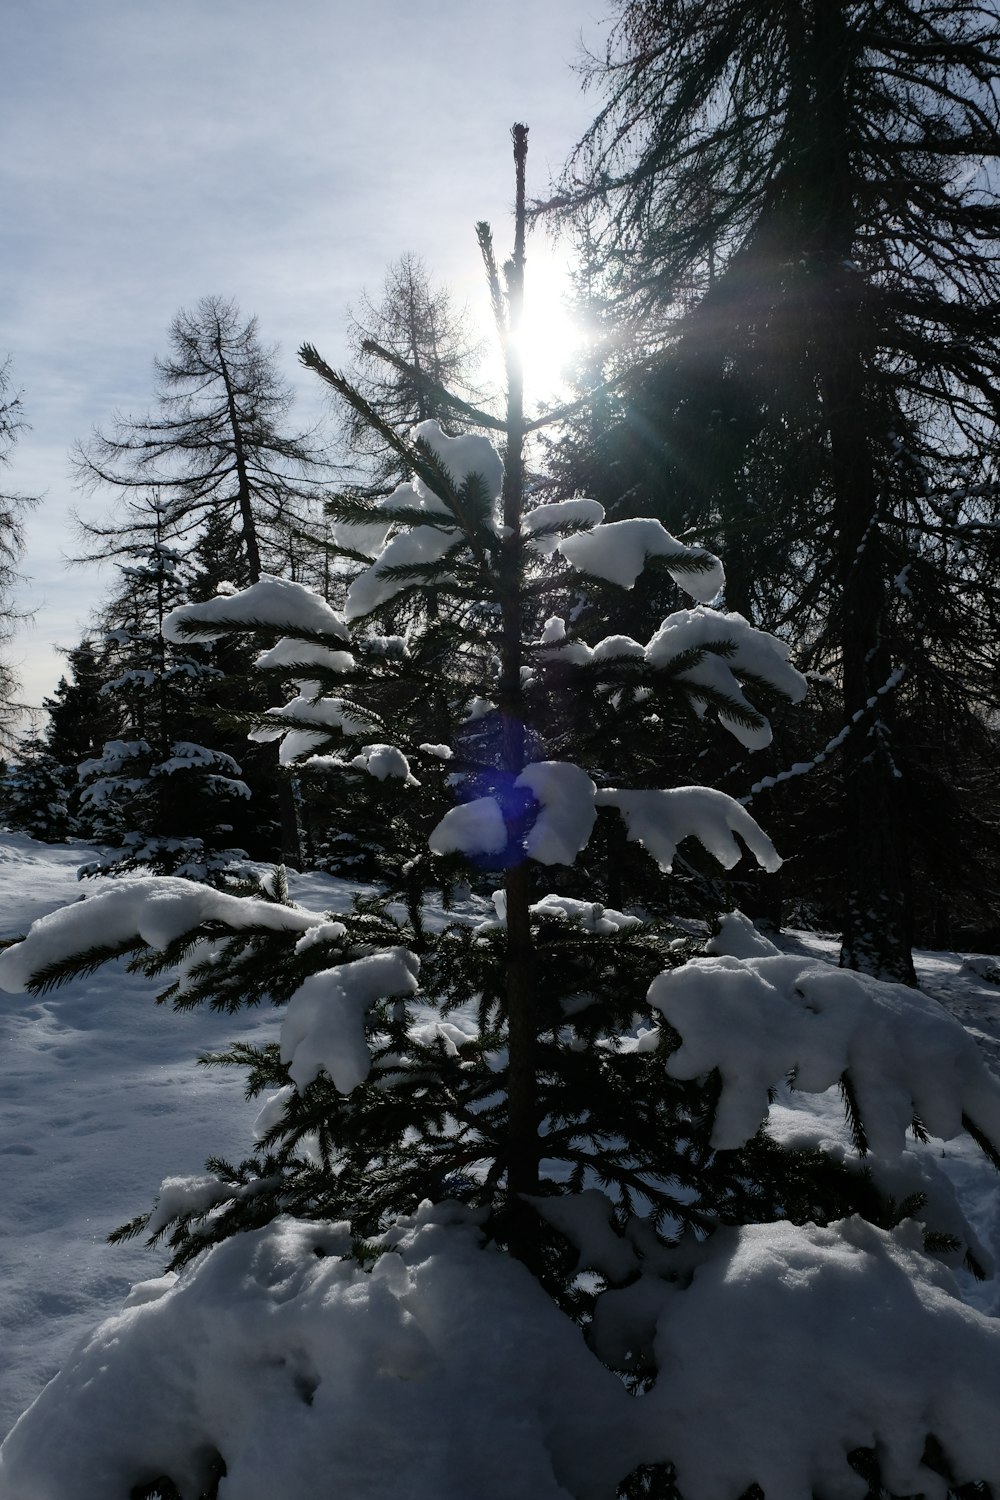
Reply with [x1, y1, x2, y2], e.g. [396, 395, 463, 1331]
[2, 4, 1000, 1497]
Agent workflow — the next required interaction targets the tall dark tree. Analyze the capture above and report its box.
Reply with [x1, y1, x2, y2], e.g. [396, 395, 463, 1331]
[74, 296, 333, 584]
[42, 637, 121, 768]
[546, 0, 1000, 980]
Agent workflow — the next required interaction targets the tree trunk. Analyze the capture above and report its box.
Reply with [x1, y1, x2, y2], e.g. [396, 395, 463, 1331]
[808, 1, 915, 983]
[498, 127, 541, 1249]
[214, 331, 263, 584]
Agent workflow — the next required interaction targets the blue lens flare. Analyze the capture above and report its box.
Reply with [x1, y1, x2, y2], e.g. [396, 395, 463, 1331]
[448, 711, 541, 869]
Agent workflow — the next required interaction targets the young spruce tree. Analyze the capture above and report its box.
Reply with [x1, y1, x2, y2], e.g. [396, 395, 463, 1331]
[3, 130, 1000, 1500]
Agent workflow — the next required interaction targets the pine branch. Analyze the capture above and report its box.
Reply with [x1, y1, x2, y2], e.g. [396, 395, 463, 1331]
[360, 339, 506, 432]
[476, 222, 507, 341]
[840, 1071, 870, 1156]
[962, 1111, 1000, 1173]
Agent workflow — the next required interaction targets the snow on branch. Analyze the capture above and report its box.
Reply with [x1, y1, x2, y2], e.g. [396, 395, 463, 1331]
[525, 502, 725, 603]
[0, 877, 325, 996]
[646, 608, 807, 750]
[280, 948, 420, 1092]
[254, 639, 356, 673]
[428, 761, 597, 866]
[339, 422, 505, 620]
[163, 575, 349, 644]
[249, 692, 379, 764]
[595, 786, 781, 874]
[344, 524, 462, 620]
[647, 953, 1000, 1157]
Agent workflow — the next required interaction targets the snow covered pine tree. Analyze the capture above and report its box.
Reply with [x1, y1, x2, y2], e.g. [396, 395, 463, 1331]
[76, 509, 252, 885]
[2, 129, 1000, 1500]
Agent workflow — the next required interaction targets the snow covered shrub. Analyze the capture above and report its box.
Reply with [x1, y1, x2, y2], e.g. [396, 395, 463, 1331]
[3, 129, 1000, 1500]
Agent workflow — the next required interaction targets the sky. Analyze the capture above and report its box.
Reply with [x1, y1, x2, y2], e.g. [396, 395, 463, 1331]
[1, 0, 610, 725]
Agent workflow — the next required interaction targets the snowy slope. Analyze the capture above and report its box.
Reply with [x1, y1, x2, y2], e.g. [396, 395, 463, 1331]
[1, 831, 999, 1447]
[0, 833, 360, 1439]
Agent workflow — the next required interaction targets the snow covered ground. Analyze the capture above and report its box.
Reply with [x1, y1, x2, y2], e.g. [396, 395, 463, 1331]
[1, 830, 999, 1446]
[0, 832, 361, 1439]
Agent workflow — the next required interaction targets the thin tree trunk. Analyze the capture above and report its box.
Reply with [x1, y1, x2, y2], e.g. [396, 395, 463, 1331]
[498, 126, 541, 1240]
[214, 329, 263, 584]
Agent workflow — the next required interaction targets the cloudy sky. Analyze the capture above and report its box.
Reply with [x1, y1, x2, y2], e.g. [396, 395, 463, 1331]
[2, 0, 609, 721]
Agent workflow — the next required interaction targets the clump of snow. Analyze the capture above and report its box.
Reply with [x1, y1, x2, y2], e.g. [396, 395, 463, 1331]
[418, 742, 453, 760]
[144, 1173, 239, 1238]
[293, 920, 348, 956]
[254, 639, 355, 673]
[612, 1217, 1000, 1500]
[557, 518, 725, 603]
[344, 524, 460, 621]
[408, 1015, 480, 1057]
[0, 877, 324, 995]
[596, 787, 781, 874]
[524, 498, 606, 556]
[518, 762, 597, 866]
[530, 894, 641, 936]
[646, 607, 807, 749]
[77, 739, 148, 780]
[252, 1084, 296, 1140]
[648, 953, 1000, 1154]
[0, 1207, 631, 1500]
[705, 910, 782, 959]
[341, 423, 504, 622]
[429, 763, 597, 867]
[536, 617, 646, 668]
[412, 419, 504, 511]
[429, 797, 508, 858]
[163, 575, 349, 643]
[281, 948, 420, 1092]
[330, 490, 401, 559]
[348, 743, 419, 785]
[249, 692, 376, 763]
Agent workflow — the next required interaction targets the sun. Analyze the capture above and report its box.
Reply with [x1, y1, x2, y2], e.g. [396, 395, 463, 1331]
[512, 249, 584, 408]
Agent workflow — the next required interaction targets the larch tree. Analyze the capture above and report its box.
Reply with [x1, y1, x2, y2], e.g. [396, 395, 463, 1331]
[0, 359, 37, 753]
[342, 253, 490, 492]
[74, 296, 333, 585]
[544, 0, 1000, 982]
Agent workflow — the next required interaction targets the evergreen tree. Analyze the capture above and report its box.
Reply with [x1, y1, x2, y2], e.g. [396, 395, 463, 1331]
[4, 128, 1000, 1499]
[545, 0, 1000, 981]
[42, 637, 121, 768]
[0, 726, 74, 841]
[77, 501, 252, 883]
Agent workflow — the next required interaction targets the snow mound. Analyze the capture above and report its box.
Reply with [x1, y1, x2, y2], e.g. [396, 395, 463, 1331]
[0, 1207, 630, 1500]
[615, 1216, 1000, 1500]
